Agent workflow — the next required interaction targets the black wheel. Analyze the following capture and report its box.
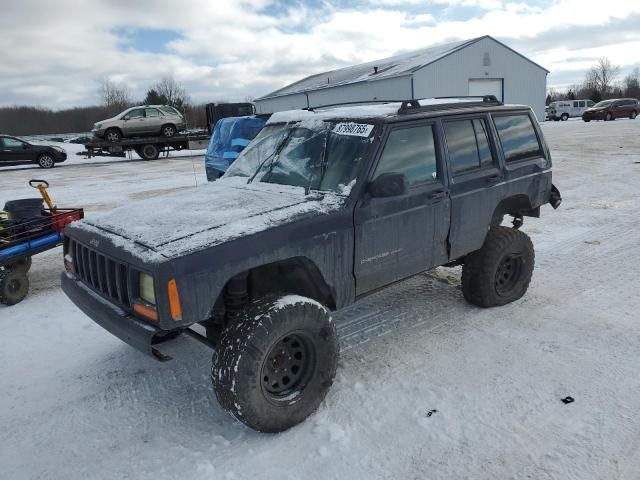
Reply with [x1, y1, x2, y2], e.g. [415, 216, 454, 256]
[583, 119, 590, 122]
[161, 124, 177, 137]
[461, 226, 534, 307]
[553, 117, 560, 122]
[630, 110, 637, 120]
[38, 154, 55, 169]
[212, 296, 339, 432]
[6, 256, 32, 274]
[560, 113, 569, 121]
[0, 269, 29, 305]
[139, 144, 159, 160]
[105, 128, 122, 142]
[605, 112, 613, 121]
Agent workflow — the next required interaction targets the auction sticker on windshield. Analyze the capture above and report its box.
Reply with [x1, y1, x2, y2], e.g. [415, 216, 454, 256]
[332, 123, 374, 137]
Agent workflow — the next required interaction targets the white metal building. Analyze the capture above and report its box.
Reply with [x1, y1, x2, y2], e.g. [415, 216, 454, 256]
[255, 35, 549, 120]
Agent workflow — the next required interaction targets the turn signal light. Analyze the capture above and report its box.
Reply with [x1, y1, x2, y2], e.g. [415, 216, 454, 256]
[64, 254, 75, 274]
[168, 279, 182, 321]
[133, 302, 159, 321]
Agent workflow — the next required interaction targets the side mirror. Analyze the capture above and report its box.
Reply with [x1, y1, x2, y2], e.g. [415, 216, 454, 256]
[123, 115, 130, 121]
[368, 172, 406, 198]
[22, 143, 29, 149]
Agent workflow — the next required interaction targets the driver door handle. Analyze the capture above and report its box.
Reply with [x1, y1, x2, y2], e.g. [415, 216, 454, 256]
[486, 174, 503, 185]
[428, 190, 447, 202]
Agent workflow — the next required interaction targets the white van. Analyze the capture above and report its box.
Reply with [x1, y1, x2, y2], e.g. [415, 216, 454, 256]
[546, 99, 595, 121]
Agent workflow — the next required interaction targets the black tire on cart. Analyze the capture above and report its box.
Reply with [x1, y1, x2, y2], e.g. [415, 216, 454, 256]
[0, 269, 29, 306]
[6, 256, 32, 274]
[212, 295, 339, 433]
[139, 144, 160, 160]
[461, 226, 534, 308]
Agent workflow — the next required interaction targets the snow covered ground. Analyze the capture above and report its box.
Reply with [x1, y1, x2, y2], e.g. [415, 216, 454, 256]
[1, 118, 640, 480]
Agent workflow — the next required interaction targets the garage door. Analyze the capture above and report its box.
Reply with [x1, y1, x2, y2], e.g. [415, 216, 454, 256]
[468, 79, 503, 101]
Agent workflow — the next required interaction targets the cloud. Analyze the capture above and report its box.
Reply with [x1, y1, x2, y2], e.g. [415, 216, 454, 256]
[0, 0, 639, 109]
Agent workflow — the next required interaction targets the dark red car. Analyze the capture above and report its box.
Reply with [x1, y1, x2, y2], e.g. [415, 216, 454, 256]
[582, 98, 638, 122]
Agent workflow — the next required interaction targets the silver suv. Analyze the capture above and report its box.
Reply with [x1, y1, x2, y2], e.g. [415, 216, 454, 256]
[92, 105, 186, 142]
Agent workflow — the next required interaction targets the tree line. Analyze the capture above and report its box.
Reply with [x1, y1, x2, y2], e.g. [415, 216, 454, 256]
[0, 76, 210, 136]
[547, 57, 640, 105]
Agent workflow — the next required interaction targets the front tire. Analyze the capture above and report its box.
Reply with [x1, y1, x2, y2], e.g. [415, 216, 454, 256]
[461, 226, 534, 308]
[605, 112, 613, 121]
[630, 110, 637, 120]
[38, 154, 55, 169]
[560, 113, 569, 121]
[104, 128, 122, 142]
[0, 269, 29, 305]
[212, 295, 339, 433]
[161, 124, 177, 137]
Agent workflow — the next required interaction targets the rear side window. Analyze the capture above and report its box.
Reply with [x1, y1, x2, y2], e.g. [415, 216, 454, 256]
[374, 125, 438, 187]
[160, 106, 180, 115]
[145, 108, 162, 117]
[493, 114, 543, 163]
[443, 118, 495, 174]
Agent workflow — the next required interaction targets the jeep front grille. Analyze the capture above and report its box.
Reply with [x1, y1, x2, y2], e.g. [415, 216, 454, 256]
[69, 239, 131, 308]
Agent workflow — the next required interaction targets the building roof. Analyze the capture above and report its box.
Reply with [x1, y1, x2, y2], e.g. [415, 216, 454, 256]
[258, 35, 549, 101]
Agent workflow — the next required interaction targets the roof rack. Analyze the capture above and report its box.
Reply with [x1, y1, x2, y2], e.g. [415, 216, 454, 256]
[398, 95, 502, 114]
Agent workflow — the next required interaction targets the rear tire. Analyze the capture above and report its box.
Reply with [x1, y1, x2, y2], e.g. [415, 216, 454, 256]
[212, 295, 339, 432]
[0, 269, 29, 305]
[38, 154, 55, 169]
[461, 226, 534, 308]
[139, 144, 160, 160]
[630, 110, 637, 120]
[605, 112, 613, 121]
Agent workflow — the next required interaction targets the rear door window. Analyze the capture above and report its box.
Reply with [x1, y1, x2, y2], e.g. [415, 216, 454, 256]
[443, 118, 495, 174]
[374, 124, 438, 187]
[493, 114, 543, 163]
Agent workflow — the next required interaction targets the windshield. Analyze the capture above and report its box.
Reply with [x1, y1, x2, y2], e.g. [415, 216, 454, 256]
[224, 121, 374, 194]
[593, 100, 612, 108]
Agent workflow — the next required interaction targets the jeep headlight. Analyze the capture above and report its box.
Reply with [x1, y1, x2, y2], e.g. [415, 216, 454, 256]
[139, 273, 156, 304]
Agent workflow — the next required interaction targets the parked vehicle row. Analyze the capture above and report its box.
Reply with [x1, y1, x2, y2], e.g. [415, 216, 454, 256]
[546, 99, 594, 121]
[582, 98, 638, 122]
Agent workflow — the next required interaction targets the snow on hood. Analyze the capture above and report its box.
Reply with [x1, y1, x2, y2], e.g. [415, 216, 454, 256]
[75, 177, 346, 261]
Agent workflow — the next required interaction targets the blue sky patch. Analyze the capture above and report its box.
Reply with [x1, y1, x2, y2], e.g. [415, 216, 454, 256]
[115, 27, 181, 54]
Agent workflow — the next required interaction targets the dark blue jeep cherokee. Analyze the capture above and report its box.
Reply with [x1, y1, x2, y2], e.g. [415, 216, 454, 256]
[62, 96, 561, 432]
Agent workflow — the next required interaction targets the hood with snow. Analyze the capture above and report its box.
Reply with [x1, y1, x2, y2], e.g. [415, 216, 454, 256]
[75, 177, 346, 261]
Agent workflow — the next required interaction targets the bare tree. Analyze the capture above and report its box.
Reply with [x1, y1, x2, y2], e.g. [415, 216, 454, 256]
[99, 77, 131, 110]
[623, 67, 640, 98]
[585, 57, 620, 98]
[153, 76, 189, 110]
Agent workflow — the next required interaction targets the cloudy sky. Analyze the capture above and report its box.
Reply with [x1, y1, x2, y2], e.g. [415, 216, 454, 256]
[1, 0, 639, 109]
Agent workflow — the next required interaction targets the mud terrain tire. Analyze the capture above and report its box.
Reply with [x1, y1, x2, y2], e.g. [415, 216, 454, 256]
[212, 295, 339, 432]
[462, 226, 534, 308]
[0, 269, 29, 305]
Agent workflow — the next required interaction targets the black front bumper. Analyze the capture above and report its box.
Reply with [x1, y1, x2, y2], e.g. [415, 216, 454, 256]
[61, 272, 172, 361]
